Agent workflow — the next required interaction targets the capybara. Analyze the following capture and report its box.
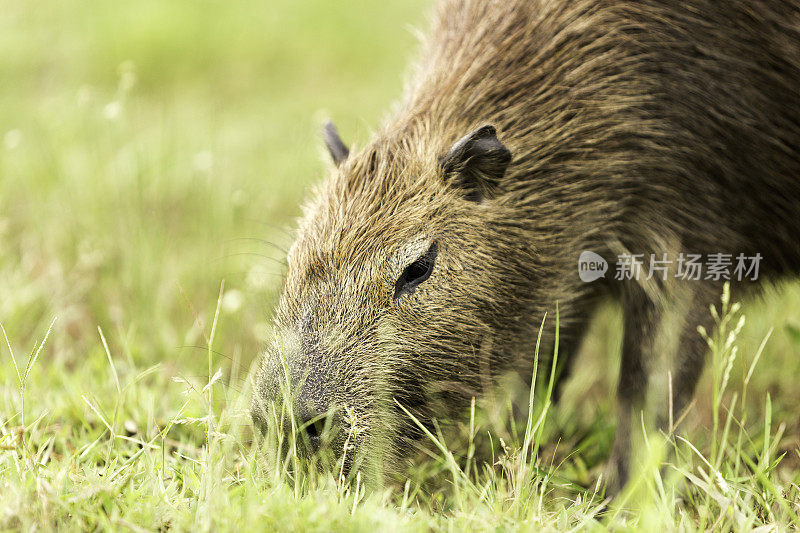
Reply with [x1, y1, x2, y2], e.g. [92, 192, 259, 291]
[251, 0, 800, 490]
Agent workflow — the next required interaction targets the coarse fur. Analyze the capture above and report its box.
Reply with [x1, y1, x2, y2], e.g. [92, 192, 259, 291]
[252, 0, 800, 490]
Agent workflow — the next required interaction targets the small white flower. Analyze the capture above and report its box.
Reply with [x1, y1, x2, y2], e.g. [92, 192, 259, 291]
[193, 150, 214, 173]
[103, 101, 122, 120]
[222, 289, 243, 314]
[4, 129, 21, 150]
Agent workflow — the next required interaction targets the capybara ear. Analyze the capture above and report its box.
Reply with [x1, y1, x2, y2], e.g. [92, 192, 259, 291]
[322, 121, 350, 165]
[439, 125, 512, 201]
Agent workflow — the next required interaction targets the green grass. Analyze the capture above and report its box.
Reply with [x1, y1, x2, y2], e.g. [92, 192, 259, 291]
[1, 0, 799, 530]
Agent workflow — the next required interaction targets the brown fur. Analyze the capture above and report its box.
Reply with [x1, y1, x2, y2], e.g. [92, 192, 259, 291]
[252, 0, 800, 489]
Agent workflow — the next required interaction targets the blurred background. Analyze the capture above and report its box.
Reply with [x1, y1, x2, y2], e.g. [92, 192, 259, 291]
[0, 0, 428, 389]
[1, 0, 798, 477]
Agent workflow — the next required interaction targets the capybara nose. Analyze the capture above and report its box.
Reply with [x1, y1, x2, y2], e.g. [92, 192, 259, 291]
[294, 400, 329, 451]
[289, 364, 337, 452]
[251, 331, 340, 452]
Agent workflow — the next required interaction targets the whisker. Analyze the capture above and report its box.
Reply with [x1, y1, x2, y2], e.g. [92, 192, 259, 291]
[227, 237, 290, 255]
[213, 252, 288, 267]
[243, 219, 295, 240]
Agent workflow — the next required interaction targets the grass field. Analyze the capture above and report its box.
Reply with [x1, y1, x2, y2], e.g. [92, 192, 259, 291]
[1, 0, 799, 530]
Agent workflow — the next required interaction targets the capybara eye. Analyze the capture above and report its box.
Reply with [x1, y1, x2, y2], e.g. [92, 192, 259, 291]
[394, 241, 438, 300]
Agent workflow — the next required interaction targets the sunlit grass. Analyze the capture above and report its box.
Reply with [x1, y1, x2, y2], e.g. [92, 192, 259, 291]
[3, 282, 798, 529]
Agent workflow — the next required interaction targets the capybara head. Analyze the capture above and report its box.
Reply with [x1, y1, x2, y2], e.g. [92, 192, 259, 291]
[251, 122, 547, 478]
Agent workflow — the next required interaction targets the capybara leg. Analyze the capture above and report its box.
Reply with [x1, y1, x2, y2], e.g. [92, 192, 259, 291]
[659, 283, 721, 433]
[606, 285, 660, 494]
